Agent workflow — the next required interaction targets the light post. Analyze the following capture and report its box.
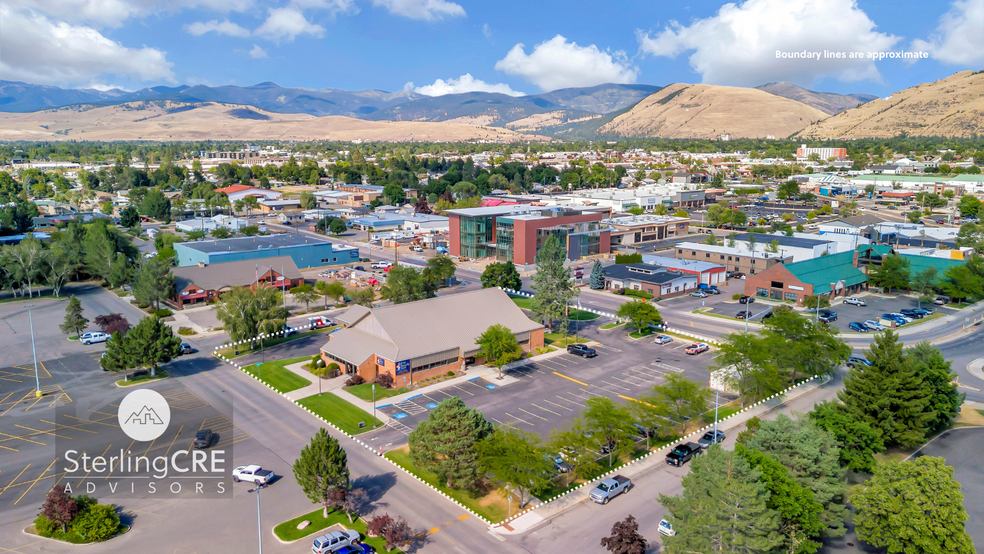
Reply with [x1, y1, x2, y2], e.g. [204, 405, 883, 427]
[28, 305, 41, 397]
[248, 483, 266, 554]
[372, 384, 376, 428]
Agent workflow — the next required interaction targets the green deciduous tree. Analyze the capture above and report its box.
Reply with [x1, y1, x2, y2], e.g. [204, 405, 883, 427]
[853, 457, 974, 554]
[214, 286, 287, 346]
[292, 429, 350, 517]
[475, 427, 553, 510]
[475, 324, 523, 379]
[423, 255, 456, 290]
[106, 252, 133, 289]
[72, 503, 122, 542]
[940, 262, 984, 303]
[315, 280, 347, 309]
[132, 258, 175, 310]
[650, 373, 710, 436]
[290, 283, 318, 311]
[658, 446, 782, 554]
[599, 515, 648, 554]
[329, 218, 348, 235]
[907, 342, 964, 433]
[408, 397, 493, 489]
[547, 418, 602, 482]
[59, 295, 88, 339]
[380, 265, 428, 304]
[615, 300, 662, 334]
[530, 234, 578, 332]
[808, 401, 885, 473]
[299, 191, 317, 209]
[583, 397, 637, 465]
[838, 330, 935, 448]
[746, 415, 848, 537]
[120, 205, 140, 228]
[869, 255, 912, 292]
[480, 261, 522, 290]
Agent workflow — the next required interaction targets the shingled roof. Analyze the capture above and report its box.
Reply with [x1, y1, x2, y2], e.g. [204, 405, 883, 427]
[172, 256, 301, 291]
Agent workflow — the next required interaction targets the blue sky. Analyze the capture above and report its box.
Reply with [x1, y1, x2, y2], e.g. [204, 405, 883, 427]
[1, 0, 981, 98]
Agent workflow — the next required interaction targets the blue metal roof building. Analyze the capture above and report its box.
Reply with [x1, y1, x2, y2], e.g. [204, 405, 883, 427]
[174, 233, 359, 269]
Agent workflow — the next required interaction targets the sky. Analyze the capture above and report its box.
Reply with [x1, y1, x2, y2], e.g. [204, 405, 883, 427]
[0, 0, 981, 99]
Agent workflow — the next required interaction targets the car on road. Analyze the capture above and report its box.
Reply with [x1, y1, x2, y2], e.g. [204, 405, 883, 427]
[567, 344, 597, 358]
[685, 342, 710, 355]
[80, 332, 110, 345]
[735, 311, 750, 320]
[738, 295, 751, 304]
[589, 475, 631, 504]
[370, 261, 392, 270]
[697, 430, 726, 448]
[193, 429, 213, 449]
[653, 334, 673, 345]
[308, 316, 335, 329]
[847, 356, 872, 368]
[864, 319, 886, 331]
[311, 530, 362, 554]
[180, 343, 194, 354]
[935, 296, 950, 305]
[691, 290, 708, 298]
[658, 519, 676, 537]
[844, 297, 867, 306]
[666, 442, 702, 466]
[848, 322, 869, 332]
[232, 465, 275, 484]
[817, 309, 837, 323]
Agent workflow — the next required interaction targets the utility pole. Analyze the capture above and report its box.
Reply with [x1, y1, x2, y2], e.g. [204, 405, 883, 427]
[249, 484, 265, 554]
[29, 306, 41, 397]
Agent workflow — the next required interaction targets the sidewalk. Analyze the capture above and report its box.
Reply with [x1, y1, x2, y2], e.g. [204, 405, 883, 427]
[496, 374, 832, 535]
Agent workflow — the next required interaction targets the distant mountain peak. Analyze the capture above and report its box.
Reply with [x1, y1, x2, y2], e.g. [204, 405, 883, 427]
[755, 82, 876, 115]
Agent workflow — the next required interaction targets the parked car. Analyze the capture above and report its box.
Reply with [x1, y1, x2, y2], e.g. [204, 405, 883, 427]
[864, 319, 886, 331]
[666, 442, 703, 466]
[409, 245, 423, 252]
[738, 296, 751, 304]
[589, 475, 632, 505]
[685, 342, 710, 355]
[282, 325, 298, 336]
[334, 545, 374, 554]
[370, 261, 392, 270]
[691, 290, 708, 298]
[818, 309, 837, 323]
[180, 343, 194, 354]
[567, 344, 597, 358]
[353, 265, 366, 272]
[847, 356, 872, 368]
[633, 423, 657, 437]
[193, 429, 213, 449]
[882, 314, 907, 326]
[653, 334, 673, 345]
[735, 311, 749, 320]
[899, 309, 923, 319]
[848, 322, 869, 332]
[888, 312, 914, 323]
[549, 454, 572, 473]
[658, 519, 676, 537]
[80, 332, 110, 345]
[231, 465, 275, 484]
[844, 297, 867, 306]
[705, 286, 721, 295]
[311, 530, 362, 554]
[934, 296, 950, 305]
[697, 430, 726, 448]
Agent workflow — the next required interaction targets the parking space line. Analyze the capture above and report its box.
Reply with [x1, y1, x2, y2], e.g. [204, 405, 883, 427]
[0, 464, 31, 498]
[105, 439, 135, 480]
[432, 389, 455, 398]
[39, 418, 103, 434]
[489, 416, 507, 426]
[555, 394, 582, 405]
[464, 380, 488, 390]
[14, 458, 58, 505]
[0, 430, 45, 446]
[76, 443, 113, 488]
[578, 387, 606, 398]
[503, 413, 534, 426]
[164, 426, 184, 458]
[543, 399, 574, 411]
[552, 372, 588, 386]
[452, 385, 474, 396]
[518, 408, 548, 421]
[611, 376, 642, 386]
[562, 391, 592, 401]
[531, 403, 562, 416]
[0, 391, 17, 406]
[600, 380, 631, 391]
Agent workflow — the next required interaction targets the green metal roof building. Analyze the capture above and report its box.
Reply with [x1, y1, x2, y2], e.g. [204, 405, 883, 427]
[744, 250, 869, 304]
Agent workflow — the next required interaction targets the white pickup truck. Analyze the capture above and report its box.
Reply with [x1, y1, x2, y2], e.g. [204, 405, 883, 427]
[232, 465, 275, 485]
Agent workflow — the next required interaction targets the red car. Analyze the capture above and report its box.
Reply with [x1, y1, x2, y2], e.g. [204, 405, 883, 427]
[685, 342, 710, 355]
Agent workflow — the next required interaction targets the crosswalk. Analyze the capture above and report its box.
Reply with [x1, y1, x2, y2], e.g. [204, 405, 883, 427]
[386, 419, 413, 435]
[393, 398, 428, 416]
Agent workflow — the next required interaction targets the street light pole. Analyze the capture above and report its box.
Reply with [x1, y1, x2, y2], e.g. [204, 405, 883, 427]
[372, 384, 376, 428]
[249, 483, 265, 554]
[29, 306, 41, 397]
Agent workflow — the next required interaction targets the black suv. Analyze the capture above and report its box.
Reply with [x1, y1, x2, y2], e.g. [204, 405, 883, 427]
[899, 309, 924, 319]
[567, 344, 597, 358]
[818, 309, 837, 322]
[666, 442, 702, 466]
[193, 429, 213, 449]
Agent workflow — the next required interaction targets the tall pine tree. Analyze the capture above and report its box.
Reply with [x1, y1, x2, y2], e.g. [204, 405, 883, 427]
[907, 342, 964, 433]
[838, 330, 934, 448]
[123, 316, 181, 377]
[292, 429, 350, 517]
[589, 260, 605, 290]
[530, 234, 578, 332]
[408, 397, 492, 490]
[59, 295, 88, 339]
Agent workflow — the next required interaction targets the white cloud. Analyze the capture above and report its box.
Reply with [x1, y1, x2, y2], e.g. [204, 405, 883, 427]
[0, 6, 175, 86]
[495, 35, 638, 91]
[5, 0, 251, 29]
[291, 0, 358, 12]
[370, 0, 465, 21]
[249, 44, 268, 58]
[407, 74, 524, 96]
[254, 7, 325, 42]
[637, 0, 899, 86]
[482, 23, 492, 39]
[911, 0, 984, 65]
[185, 19, 250, 37]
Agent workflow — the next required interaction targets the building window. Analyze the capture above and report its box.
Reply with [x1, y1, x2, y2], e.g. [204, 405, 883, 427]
[756, 288, 768, 297]
[720, 255, 725, 260]
[677, 249, 683, 254]
[770, 281, 784, 289]
[705, 253, 710, 258]
[750, 269, 755, 275]
[751, 259, 756, 265]
[785, 292, 798, 302]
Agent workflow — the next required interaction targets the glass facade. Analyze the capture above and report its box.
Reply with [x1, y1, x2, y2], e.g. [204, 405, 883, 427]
[495, 220, 514, 262]
[458, 215, 496, 258]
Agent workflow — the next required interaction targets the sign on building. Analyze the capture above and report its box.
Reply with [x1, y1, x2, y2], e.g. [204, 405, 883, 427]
[395, 360, 411, 375]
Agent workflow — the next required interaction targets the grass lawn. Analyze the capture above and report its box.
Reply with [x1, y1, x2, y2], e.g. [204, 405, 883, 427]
[873, 448, 914, 464]
[346, 383, 408, 402]
[544, 333, 588, 346]
[0, 291, 67, 304]
[599, 322, 625, 330]
[241, 356, 312, 393]
[386, 447, 508, 523]
[273, 508, 402, 553]
[628, 328, 656, 339]
[218, 328, 334, 359]
[510, 296, 598, 320]
[702, 406, 740, 424]
[509, 295, 533, 309]
[297, 393, 382, 435]
[116, 369, 169, 386]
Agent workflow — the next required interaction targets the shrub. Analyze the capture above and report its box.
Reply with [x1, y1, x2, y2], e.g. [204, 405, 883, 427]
[177, 327, 196, 336]
[327, 362, 339, 371]
[375, 373, 394, 388]
[623, 289, 653, 299]
[732, 293, 744, 300]
[72, 504, 121, 542]
[447, 371, 455, 377]
[346, 375, 365, 386]
[150, 308, 173, 318]
[367, 514, 393, 537]
[34, 514, 61, 537]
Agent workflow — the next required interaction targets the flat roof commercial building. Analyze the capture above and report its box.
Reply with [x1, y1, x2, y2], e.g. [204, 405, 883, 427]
[674, 242, 792, 276]
[604, 215, 692, 247]
[447, 205, 610, 265]
[743, 251, 868, 305]
[320, 288, 544, 385]
[603, 263, 698, 298]
[174, 233, 359, 269]
[640, 255, 727, 286]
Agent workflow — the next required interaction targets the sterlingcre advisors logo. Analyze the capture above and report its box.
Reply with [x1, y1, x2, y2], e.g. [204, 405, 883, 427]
[60, 388, 230, 498]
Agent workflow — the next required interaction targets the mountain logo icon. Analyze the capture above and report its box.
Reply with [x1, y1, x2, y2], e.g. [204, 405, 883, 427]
[117, 389, 171, 441]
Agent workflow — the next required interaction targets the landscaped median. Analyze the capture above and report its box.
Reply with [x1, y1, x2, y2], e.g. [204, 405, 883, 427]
[115, 369, 169, 387]
[297, 393, 383, 435]
[241, 356, 312, 393]
[273, 508, 401, 553]
[345, 382, 408, 402]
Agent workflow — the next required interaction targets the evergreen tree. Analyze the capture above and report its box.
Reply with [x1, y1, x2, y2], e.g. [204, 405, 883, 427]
[808, 401, 884, 473]
[100, 331, 132, 380]
[907, 342, 964, 433]
[746, 415, 848, 537]
[59, 295, 88, 339]
[82, 222, 117, 279]
[838, 330, 934, 448]
[133, 258, 175, 310]
[589, 260, 605, 290]
[736, 444, 824, 554]
[123, 316, 181, 377]
[107, 253, 133, 289]
[853, 457, 974, 554]
[408, 397, 493, 489]
[292, 428, 350, 517]
[658, 446, 782, 554]
[120, 205, 140, 228]
[530, 234, 578, 331]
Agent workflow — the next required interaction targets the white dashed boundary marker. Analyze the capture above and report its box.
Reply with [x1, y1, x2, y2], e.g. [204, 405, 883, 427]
[212, 327, 495, 526]
[499, 287, 624, 323]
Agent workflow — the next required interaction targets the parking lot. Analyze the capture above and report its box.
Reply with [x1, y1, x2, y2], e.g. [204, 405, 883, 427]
[363, 322, 726, 448]
[824, 294, 949, 334]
